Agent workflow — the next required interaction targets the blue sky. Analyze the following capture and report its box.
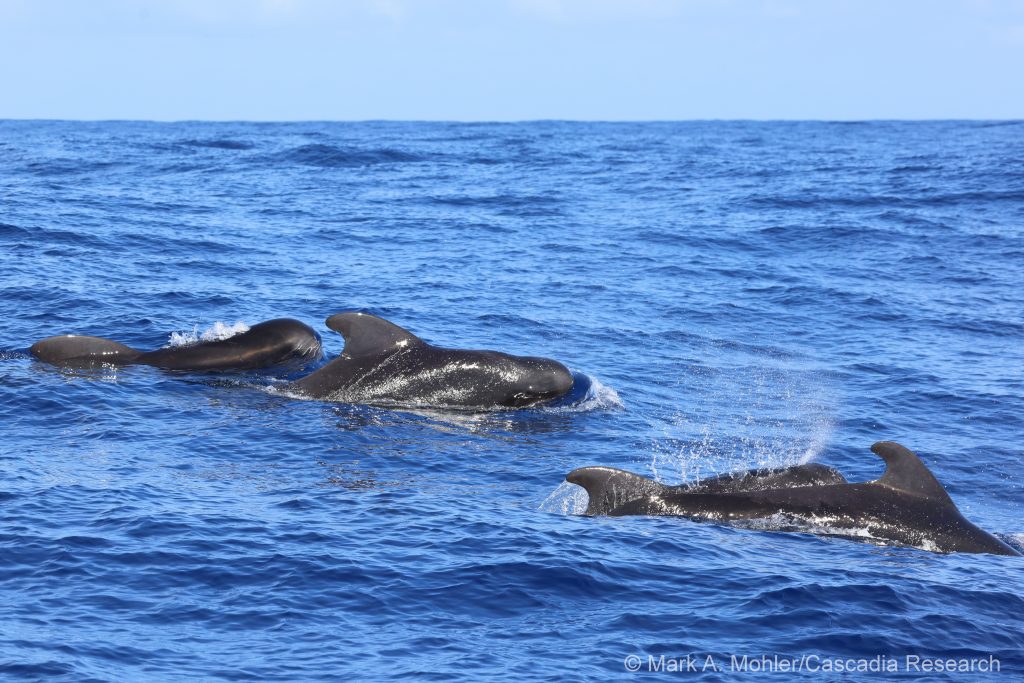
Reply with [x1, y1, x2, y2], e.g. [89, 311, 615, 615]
[1, 0, 1022, 120]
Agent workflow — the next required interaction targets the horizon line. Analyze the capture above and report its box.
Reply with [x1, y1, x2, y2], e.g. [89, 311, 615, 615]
[2, 117, 1022, 125]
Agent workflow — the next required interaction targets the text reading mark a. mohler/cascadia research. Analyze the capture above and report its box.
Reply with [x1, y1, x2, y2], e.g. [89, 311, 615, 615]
[624, 654, 1002, 674]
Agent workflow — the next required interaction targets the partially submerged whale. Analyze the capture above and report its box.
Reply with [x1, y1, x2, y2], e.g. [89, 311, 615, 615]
[286, 312, 574, 409]
[30, 318, 322, 371]
[567, 441, 1018, 556]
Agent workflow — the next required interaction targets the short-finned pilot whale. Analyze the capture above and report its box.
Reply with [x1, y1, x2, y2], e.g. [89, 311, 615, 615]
[286, 312, 574, 409]
[567, 441, 1019, 556]
[30, 318, 322, 371]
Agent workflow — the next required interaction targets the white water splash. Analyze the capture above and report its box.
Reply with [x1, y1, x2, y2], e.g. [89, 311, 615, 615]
[264, 382, 306, 399]
[648, 348, 837, 485]
[538, 481, 589, 515]
[735, 513, 953, 554]
[579, 376, 624, 410]
[168, 321, 250, 347]
[545, 375, 624, 414]
[737, 513, 876, 539]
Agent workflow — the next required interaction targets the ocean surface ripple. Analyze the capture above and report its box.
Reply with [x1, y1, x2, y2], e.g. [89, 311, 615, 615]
[1, 120, 1023, 681]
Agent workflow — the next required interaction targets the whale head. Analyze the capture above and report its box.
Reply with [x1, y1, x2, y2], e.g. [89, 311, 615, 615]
[505, 356, 574, 407]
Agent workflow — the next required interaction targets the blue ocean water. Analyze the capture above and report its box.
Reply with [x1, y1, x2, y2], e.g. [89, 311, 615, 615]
[1, 120, 1022, 681]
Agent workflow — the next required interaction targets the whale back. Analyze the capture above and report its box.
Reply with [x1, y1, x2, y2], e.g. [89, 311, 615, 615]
[288, 312, 573, 407]
[30, 335, 141, 366]
[567, 463, 848, 516]
[687, 463, 848, 494]
[568, 443, 1021, 556]
[137, 318, 322, 371]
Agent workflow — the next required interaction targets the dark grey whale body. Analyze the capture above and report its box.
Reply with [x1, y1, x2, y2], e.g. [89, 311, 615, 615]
[286, 312, 573, 409]
[30, 318, 322, 371]
[567, 442, 1018, 556]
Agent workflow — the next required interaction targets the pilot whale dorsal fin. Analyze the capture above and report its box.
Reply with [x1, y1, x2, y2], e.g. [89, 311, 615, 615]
[870, 441, 955, 505]
[566, 466, 667, 516]
[325, 312, 425, 359]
